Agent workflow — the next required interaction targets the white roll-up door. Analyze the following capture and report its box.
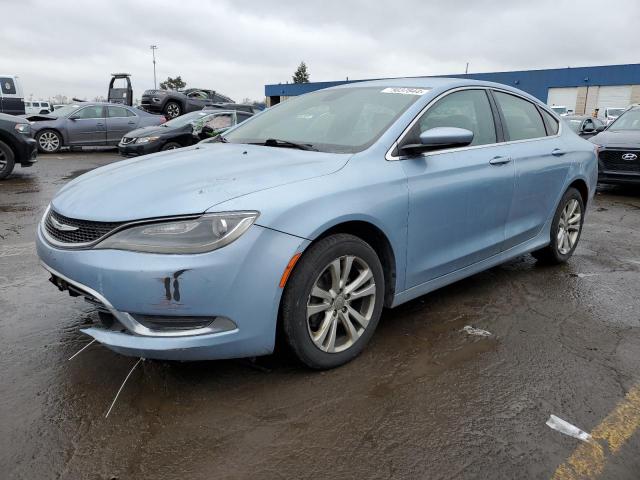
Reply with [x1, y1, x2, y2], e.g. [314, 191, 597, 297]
[597, 86, 632, 110]
[547, 88, 578, 111]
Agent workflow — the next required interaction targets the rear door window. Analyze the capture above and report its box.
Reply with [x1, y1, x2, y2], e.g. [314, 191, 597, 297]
[108, 106, 129, 118]
[413, 89, 497, 146]
[494, 91, 546, 141]
[540, 109, 559, 135]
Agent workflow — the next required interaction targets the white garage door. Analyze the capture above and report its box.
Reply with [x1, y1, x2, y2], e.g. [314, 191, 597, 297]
[597, 86, 632, 110]
[547, 87, 578, 111]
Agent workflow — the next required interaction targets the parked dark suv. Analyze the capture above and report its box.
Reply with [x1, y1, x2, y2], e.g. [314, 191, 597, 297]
[589, 106, 640, 184]
[0, 113, 37, 179]
[140, 88, 234, 119]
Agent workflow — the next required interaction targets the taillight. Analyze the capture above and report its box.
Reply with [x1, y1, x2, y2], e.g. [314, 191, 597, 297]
[593, 144, 601, 158]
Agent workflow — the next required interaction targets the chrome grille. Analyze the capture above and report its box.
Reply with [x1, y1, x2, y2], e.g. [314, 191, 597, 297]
[44, 209, 123, 245]
[599, 149, 640, 173]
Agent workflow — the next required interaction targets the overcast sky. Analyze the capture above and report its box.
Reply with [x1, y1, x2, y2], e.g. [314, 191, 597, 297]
[2, 0, 639, 102]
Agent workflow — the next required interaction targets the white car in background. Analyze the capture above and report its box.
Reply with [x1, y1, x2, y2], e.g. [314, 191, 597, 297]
[550, 105, 574, 116]
[603, 107, 625, 125]
[25, 101, 53, 115]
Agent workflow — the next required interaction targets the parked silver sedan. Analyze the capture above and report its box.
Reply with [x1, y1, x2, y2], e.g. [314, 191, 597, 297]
[27, 103, 165, 153]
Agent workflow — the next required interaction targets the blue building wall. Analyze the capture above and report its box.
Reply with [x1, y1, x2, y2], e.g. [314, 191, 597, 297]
[265, 64, 640, 102]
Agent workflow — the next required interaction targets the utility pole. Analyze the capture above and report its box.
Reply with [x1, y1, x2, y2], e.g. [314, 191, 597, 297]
[465, 62, 469, 75]
[150, 45, 158, 89]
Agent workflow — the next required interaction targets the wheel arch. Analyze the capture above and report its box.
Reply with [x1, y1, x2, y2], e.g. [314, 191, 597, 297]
[0, 131, 19, 155]
[308, 220, 397, 308]
[567, 178, 589, 208]
[36, 127, 66, 146]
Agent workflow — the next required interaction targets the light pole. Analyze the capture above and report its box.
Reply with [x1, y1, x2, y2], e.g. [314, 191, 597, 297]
[150, 45, 158, 89]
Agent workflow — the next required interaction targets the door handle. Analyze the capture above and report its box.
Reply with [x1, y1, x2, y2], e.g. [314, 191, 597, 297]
[127, 121, 136, 125]
[551, 148, 566, 156]
[489, 156, 511, 165]
[96, 123, 104, 127]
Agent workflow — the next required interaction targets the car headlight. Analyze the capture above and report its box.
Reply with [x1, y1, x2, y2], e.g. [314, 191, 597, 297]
[14, 123, 31, 135]
[136, 136, 160, 144]
[95, 212, 259, 254]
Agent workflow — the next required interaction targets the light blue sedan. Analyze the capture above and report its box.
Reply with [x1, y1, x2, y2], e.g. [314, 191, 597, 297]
[36, 78, 597, 369]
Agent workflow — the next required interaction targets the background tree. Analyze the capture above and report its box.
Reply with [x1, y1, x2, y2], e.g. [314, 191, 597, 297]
[159, 76, 187, 90]
[292, 62, 310, 83]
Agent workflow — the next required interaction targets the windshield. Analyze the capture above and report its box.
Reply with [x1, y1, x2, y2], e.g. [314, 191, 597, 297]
[551, 106, 567, 115]
[163, 110, 213, 128]
[46, 104, 81, 117]
[607, 108, 625, 117]
[608, 109, 640, 131]
[224, 87, 427, 153]
[564, 119, 582, 133]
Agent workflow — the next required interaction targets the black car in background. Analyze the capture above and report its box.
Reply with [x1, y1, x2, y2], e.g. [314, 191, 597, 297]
[118, 109, 252, 157]
[203, 103, 260, 114]
[140, 88, 234, 119]
[0, 113, 37, 180]
[563, 115, 606, 139]
[590, 106, 640, 184]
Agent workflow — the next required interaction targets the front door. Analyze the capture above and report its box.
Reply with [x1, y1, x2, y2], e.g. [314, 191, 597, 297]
[400, 89, 514, 287]
[67, 105, 106, 145]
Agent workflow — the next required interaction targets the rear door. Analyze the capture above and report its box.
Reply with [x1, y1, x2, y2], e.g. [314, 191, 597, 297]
[492, 91, 573, 249]
[66, 105, 106, 145]
[106, 106, 138, 144]
[400, 88, 515, 286]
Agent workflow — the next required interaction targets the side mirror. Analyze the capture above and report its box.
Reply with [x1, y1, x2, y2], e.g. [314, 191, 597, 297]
[401, 127, 474, 155]
[582, 125, 595, 133]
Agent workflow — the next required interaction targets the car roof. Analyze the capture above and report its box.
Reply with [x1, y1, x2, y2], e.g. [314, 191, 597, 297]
[563, 115, 590, 120]
[329, 77, 543, 104]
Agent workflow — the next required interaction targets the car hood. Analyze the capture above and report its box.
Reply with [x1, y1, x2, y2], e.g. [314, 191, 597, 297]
[0, 113, 28, 124]
[51, 143, 351, 222]
[23, 113, 59, 121]
[590, 130, 640, 147]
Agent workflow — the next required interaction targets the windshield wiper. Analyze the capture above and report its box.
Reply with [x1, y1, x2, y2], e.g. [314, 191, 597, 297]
[262, 138, 317, 151]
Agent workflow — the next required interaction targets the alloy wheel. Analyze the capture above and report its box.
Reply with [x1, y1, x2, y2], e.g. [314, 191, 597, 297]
[306, 255, 377, 353]
[166, 104, 180, 118]
[557, 198, 581, 255]
[38, 132, 60, 152]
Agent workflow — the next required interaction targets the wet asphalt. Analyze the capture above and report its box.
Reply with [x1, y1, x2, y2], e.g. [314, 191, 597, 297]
[0, 151, 639, 480]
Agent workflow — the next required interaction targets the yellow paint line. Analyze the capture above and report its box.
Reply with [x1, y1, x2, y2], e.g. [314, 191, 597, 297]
[552, 384, 640, 480]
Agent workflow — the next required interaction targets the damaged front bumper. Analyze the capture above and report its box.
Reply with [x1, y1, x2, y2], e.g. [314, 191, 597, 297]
[36, 224, 308, 360]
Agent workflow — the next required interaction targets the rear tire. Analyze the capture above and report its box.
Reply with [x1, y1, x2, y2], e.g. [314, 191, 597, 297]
[532, 187, 584, 264]
[164, 101, 182, 119]
[281, 234, 385, 369]
[160, 141, 182, 151]
[0, 140, 16, 180]
[36, 129, 62, 153]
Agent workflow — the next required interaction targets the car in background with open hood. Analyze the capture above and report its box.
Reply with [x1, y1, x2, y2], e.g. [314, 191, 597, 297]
[27, 102, 165, 153]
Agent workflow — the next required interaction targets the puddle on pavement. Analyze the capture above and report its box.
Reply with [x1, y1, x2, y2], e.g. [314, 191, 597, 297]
[0, 204, 37, 213]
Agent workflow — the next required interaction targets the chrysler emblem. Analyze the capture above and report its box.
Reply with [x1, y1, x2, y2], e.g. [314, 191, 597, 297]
[50, 217, 79, 231]
[622, 153, 638, 161]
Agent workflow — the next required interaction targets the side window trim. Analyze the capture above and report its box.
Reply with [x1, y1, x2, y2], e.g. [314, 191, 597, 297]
[71, 105, 104, 120]
[486, 89, 506, 143]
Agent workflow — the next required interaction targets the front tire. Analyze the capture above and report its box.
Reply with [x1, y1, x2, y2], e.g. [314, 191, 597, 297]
[532, 187, 584, 264]
[36, 129, 62, 153]
[281, 234, 385, 369]
[160, 141, 182, 151]
[164, 101, 182, 119]
[0, 140, 16, 180]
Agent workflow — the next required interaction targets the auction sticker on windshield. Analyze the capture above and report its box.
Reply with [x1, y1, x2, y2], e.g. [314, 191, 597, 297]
[381, 87, 431, 95]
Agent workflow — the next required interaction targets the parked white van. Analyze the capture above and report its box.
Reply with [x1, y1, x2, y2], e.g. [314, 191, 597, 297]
[0, 75, 25, 115]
